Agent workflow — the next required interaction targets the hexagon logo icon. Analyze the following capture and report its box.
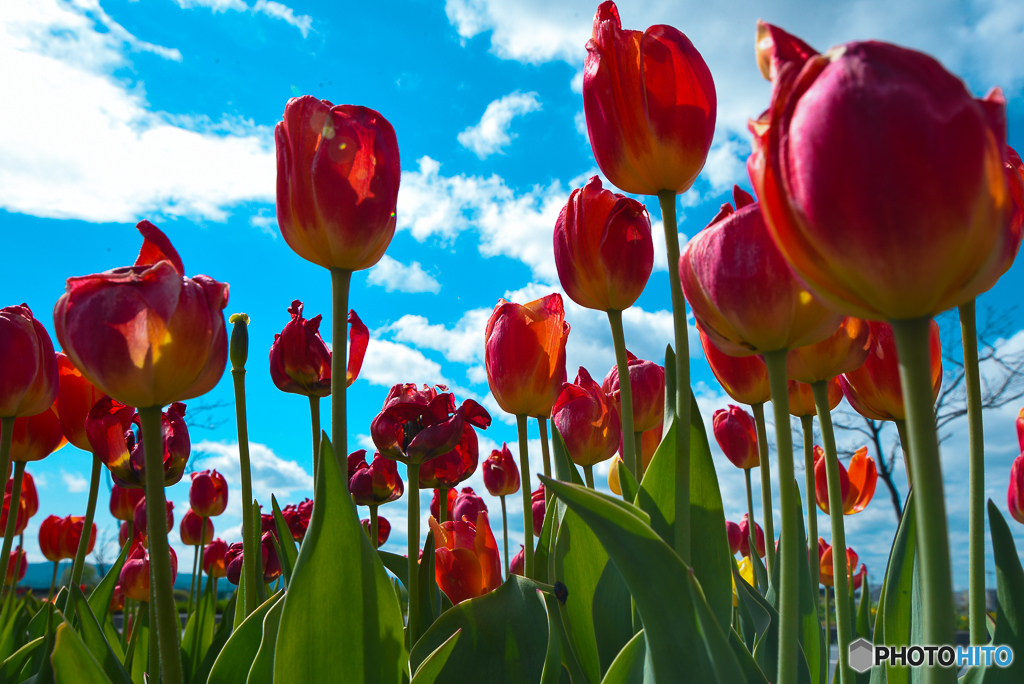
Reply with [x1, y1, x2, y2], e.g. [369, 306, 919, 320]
[849, 638, 874, 673]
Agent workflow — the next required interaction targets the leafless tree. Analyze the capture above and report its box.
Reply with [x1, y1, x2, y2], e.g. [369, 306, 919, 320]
[182, 399, 233, 432]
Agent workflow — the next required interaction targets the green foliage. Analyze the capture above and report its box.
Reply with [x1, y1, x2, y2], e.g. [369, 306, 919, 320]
[68, 584, 131, 684]
[181, 575, 218, 681]
[270, 495, 298, 585]
[50, 622, 113, 684]
[209, 593, 282, 684]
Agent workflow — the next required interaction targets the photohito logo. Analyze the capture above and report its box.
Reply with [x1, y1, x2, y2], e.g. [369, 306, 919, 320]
[848, 639, 1015, 673]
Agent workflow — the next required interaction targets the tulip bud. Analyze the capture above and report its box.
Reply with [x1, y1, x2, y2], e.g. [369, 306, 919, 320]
[180, 509, 214, 546]
[110, 484, 145, 522]
[268, 301, 330, 397]
[602, 353, 665, 433]
[189, 469, 229, 518]
[698, 326, 771, 405]
[712, 405, 759, 470]
[225, 542, 245, 585]
[553, 367, 620, 468]
[203, 538, 228, 578]
[39, 515, 63, 562]
[134, 498, 174, 541]
[121, 541, 177, 602]
[261, 531, 281, 583]
[738, 514, 765, 559]
[510, 545, 525, 576]
[0, 492, 29, 536]
[430, 488, 456, 522]
[452, 488, 487, 524]
[59, 516, 96, 560]
[0, 304, 58, 419]
[726, 520, 742, 556]
[109, 585, 125, 613]
[1008, 453, 1024, 525]
[14, 472, 38, 519]
[430, 512, 502, 604]
[531, 485, 545, 536]
[482, 444, 520, 497]
[3, 399, 66, 462]
[348, 450, 405, 506]
[360, 516, 391, 548]
[229, 313, 250, 370]
[788, 379, 842, 418]
[5, 547, 26, 585]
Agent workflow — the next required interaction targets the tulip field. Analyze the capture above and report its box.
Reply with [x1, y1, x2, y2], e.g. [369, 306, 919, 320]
[3, 1, 1024, 683]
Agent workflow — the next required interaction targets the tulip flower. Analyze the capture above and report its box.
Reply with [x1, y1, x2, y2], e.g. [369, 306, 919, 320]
[5, 547, 26, 585]
[738, 514, 765, 559]
[55, 353, 104, 452]
[109, 586, 125, 614]
[839, 320, 942, 424]
[509, 546, 525, 577]
[120, 541, 178, 602]
[430, 488, 456, 522]
[712, 406, 758, 470]
[786, 318, 872, 385]
[203, 539, 228, 578]
[261, 531, 282, 583]
[269, 301, 369, 397]
[482, 444, 520, 498]
[531, 485, 546, 537]
[430, 511, 502, 605]
[602, 352, 665, 434]
[814, 446, 877, 516]
[180, 509, 214, 546]
[553, 176, 654, 312]
[13, 472, 37, 519]
[134, 498, 174, 542]
[110, 484, 145, 522]
[788, 379, 841, 418]
[186, 470, 227, 519]
[371, 385, 490, 465]
[726, 520, 741, 556]
[281, 499, 312, 541]
[452, 488, 488, 525]
[418, 425, 480, 492]
[39, 515, 64, 563]
[86, 398, 191, 488]
[361, 516, 391, 548]
[1017, 409, 1024, 453]
[59, 516, 96, 560]
[0, 491, 28, 536]
[1008, 453, 1024, 525]
[118, 522, 132, 549]
[582, 1, 716, 197]
[275, 96, 400, 272]
[818, 539, 864, 590]
[0, 304, 58, 423]
[3, 400, 66, 463]
[225, 542, 245, 586]
[552, 367, 620, 479]
[699, 326, 771, 406]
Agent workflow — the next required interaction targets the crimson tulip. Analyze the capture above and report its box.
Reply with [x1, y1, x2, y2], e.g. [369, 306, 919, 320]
[786, 318, 871, 384]
[86, 398, 191, 488]
[4, 547, 26, 585]
[818, 539, 865, 589]
[1009, 453, 1024, 524]
[59, 516, 96, 560]
[485, 294, 570, 418]
[55, 353, 104, 452]
[120, 541, 177, 602]
[282, 499, 312, 541]
[39, 515, 64, 562]
[180, 509, 214, 546]
[418, 424, 480, 491]
[3, 400, 66, 462]
[347, 450, 404, 506]
[203, 538, 228, 578]
[482, 444, 520, 497]
[788, 379, 841, 418]
[726, 520, 742, 556]
[261, 531, 282, 583]
[371, 384, 490, 465]
[510, 545, 525, 577]
[269, 300, 369, 396]
[430, 488, 457, 522]
[134, 498, 173, 541]
[0, 304, 58, 419]
[54, 221, 229, 409]
[110, 484, 145, 522]
[0, 490, 28, 535]
[452, 488, 487, 525]
[712, 405, 758, 470]
[698, 326, 771, 405]
[1017, 408, 1024, 453]
[602, 352, 665, 433]
[13, 472, 38, 518]
[582, 1, 715, 196]
[531, 485, 545, 536]
[189, 469, 228, 518]
[225, 542, 245, 585]
[361, 516, 391, 548]
[429, 511, 502, 605]
[552, 367, 620, 467]
[739, 514, 765, 559]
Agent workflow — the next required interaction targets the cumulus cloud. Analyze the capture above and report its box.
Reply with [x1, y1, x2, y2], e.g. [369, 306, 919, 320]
[62, 470, 89, 494]
[193, 440, 312, 500]
[174, 0, 313, 36]
[457, 91, 542, 158]
[367, 255, 442, 294]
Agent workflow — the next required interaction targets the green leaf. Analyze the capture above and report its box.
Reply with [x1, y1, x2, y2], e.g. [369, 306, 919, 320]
[209, 593, 282, 684]
[598, 630, 646, 684]
[541, 476, 715, 682]
[728, 629, 770, 684]
[245, 591, 284, 684]
[87, 538, 132, 639]
[181, 575, 217, 681]
[251, 501, 268, 606]
[617, 464, 639, 506]
[233, 572, 247, 632]
[0, 603, 29, 662]
[193, 587, 235, 684]
[0, 635, 43, 681]
[379, 552, 409, 589]
[550, 426, 585, 487]
[533, 489, 557, 584]
[789, 482, 823, 684]
[750, 548, 769, 598]
[409, 576, 549, 683]
[857, 570, 871, 640]
[35, 602, 58, 684]
[124, 602, 148, 684]
[272, 433, 405, 684]
[663, 346, 676, 433]
[876, 491, 918, 684]
[68, 584, 131, 684]
[687, 570, 748, 683]
[50, 622, 113, 684]
[539, 591, 563, 684]
[975, 501, 1024, 683]
[409, 630, 460, 684]
[270, 495, 298, 585]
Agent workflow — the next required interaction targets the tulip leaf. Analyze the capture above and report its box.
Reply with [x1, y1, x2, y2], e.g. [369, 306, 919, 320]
[124, 602, 148, 683]
[687, 571, 748, 684]
[420, 529, 439, 629]
[856, 570, 872, 640]
[617, 464, 640, 506]
[550, 425, 586, 487]
[68, 584, 132, 684]
[0, 602, 29, 663]
[272, 433, 406, 684]
[270, 495, 298, 585]
[245, 590, 284, 684]
[533, 492, 556, 584]
[181, 575, 217, 681]
[409, 630, 460, 684]
[87, 536, 132, 640]
[729, 628, 770, 684]
[663, 345, 676, 435]
[193, 589, 236, 684]
[598, 630, 646, 684]
[541, 476, 716, 682]
[209, 593, 282, 684]
[379, 551, 409, 588]
[750, 543, 770, 597]
[233, 572, 247, 632]
[788, 482, 823, 684]
[539, 591, 563, 684]
[409, 575, 550, 682]
[554, 507, 632, 683]
[0, 635, 43, 680]
[872, 491, 917, 684]
[50, 622, 113, 684]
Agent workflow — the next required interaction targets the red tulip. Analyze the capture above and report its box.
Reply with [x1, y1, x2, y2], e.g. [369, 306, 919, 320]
[698, 326, 771, 406]
[180, 509, 214, 546]
[739, 514, 765, 559]
[582, 1, 715, 196]
[55, 353, 104, 452]
[531, 485, 546, 536]
[54, 221, 229, 409]
[485, 294, 570, 418]
[1017, 408, 1024, 453]
[4, 547, 26, 585]
[109, 586, 125, 614]
[553, 176, 654, 311]
[189, 469, 228, 518]
[726, 520, 742, 556]
[788, 378, 841, 418]
[110, 484, 145, 522]
[85, 397, 191, 488]
[749, 22, 1013, 320]
[347, 450, 405, 506]
[510, 545, 525, 577]
[0, 304, 58, 419]
[282, 499, 312, 541]
[0, 490, 29, 536]
[3, 399, 66, 462]
[814, 446, 878, 515]
[275, 95, 400, 271]
[786, 318, 871, 384]
[1009, 453, 1024, 524]
[602, 352, 665, 433]
[134, 498, 173, 542]
[39, 515, 64, 562]
[120, 541, 177, 601]
[225, 542, 245, 585]
[261, 531, 282, 583]
[418, 424, 480, 490]
[118, 522, 131, 548]
[59, 516, 96, 559]
[371, 384, 490, 464]
[430, 511, 502, 605]
[14, 472, 38, 518]
[839, 320, 942, 423]
[452, 488, 488, 525]
[609, 424, 662, 494]
[203, 538, 228, 578]
[818, 538, 864, 589]
[553, 367, 620, 467]
[430, 488, 457, 522]
[712, 405, 758, 470]
[361, 516, 391, 548]
[482, 443, 520, 497]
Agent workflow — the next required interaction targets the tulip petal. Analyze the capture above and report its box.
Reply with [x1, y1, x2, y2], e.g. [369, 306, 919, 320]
[135, 220, 185, 275]
[346, 310, 369, 387]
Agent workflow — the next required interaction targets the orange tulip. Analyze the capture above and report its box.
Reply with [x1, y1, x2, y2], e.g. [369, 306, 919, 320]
[552, 367, 620, 467]
[788, 379, 841, 418]
[698, 326, 770, 405]
[786, 317, 871, 384]
[818, 538, 865, 589]
[814, 446, 877, 515]
[430, 511, 502, 605]
[2, 399, 66, 462]
[55, 353, 104, 452]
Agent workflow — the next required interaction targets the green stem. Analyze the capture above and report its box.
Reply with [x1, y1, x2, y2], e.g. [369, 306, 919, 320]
[537, 417, 551, 480]
[659, 190, 691, 564]
[516, 415, 534, 578]
[751, 403, 776, 578]
[825, 586, 831, 669]
[960, 300, 987, 646]
[47, 561, 58, 603]
[0, 418, 13, 590]
[762, 350, 798, 684]
[406, 462, 421, 646]
[231, 369, 258, 618]
[138, 406, 183, 684]
[369, 505, 379, 550]
[744, 468, 758, 591]
[68, 454, 102, 604]
[607, 310, 638, 480]
[895, 419, 912, 486]
[187, 544, 200, 617]
[800, 415, 819, 608]
[3, 534, 23, 613]
[0, 461, 24, 604]
[438, 488, 448, 525]
[584, 465, 595, 490]
[330, 268, 352, 473]
[890, 317, 956, 684]
[812, 381, 852, 684]
[149, 580, 158, 678]
[309, 395, 321, 489]
[500, 496, 509, 578]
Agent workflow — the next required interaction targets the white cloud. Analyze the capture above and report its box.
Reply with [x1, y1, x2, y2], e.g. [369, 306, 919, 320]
[192, 440, 313, 501]
[0, 0, 276, 224]
[457, 91, 542, 158]
[573, 110, 587, 137]
[174, 0, 313, 36]
[381, 309, 491, 365]
[359, 338, 449, 389]
[367, 255, 442, 294]
[61, 470, 89, 494]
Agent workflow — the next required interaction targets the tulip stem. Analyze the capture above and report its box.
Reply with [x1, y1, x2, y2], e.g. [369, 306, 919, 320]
[762, 350, 798, 684]
[584, 465, 595, 490]
[231, 367, 258, 619]
[0, 461, 24, 608]
[825, 586, 831, 667]
[751, 403, 776, 578]
[960, 300, 987, 647]
[438, 488, 448, 525]
[894, 419, 912, 486]
[744, 468, 758, 592]
[659, 190, 691, 564]
[369, 505, 379, 550]
[3, 535, 23, 613]
[187, 544, 200, 617]
[67, 453, 102, 617]
[516, 415, 534, 578]
[812, 381, 852, 684]
[406, 462, 421, 646]
[330, 268, 352, 473]
[48, 561, 58, 603]
[309, 396, 321, 489]
[538, 418, 553, 506]
[500, 496, 509, 578]
[0, 418, 13, 589]
[800, 415, 819, 605]
[138, 405, 183, 684]
[607, 310, 638, 482]
[891, 317, 956, 684]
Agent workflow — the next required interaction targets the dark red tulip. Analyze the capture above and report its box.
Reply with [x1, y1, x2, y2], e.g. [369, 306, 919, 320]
[552, 367, 620, 467]
[482, 443, 520, 497]
[55, 353, 104, 452]
[203, 538, 228, 578]
[262, 531, 282, 583]
[39, 515, 64, 562]
[1009, 452, 1024, 524]
[134, 498, 173, 541]
[531, 485, 545, 536]
[189, 469, 228, 518]
[361, 516, 391, 548]
[726, 520, 742, 556]
[180, 509, 214, 546]
[0, 304, 58, 418]
[371, 384, 490, 464]
[510, 545, 525, 577]
[712, 405, 759, 470]
[418, 424, 480, 490]
[225, 542, 245, 585]
[347, 450, 404, 506]
[4, 547, 26, 585]
[430, 488, 456, 521]
[602, 352, 664, 433]
[281, 499, 312, 541]
[59, 516, 96, 560]
[110, 483, 145, 522]
[120, 541, 177, 601]
[452, 487, 488, 525]
[739, 514, 765, 559]
[86, 397, 191, 488]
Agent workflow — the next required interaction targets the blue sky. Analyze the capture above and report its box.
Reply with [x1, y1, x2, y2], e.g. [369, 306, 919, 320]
[1, 0, 1023, 590]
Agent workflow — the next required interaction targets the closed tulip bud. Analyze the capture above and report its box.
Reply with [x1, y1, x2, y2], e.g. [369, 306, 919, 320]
[109, 586, 125, 613]
[712, 405, 759, 470]
[738, 514, 765, 559]
[452, 488, 488, 525]
[0, 492, 29, 536]
[361, 516, 391, 548]
[262, 531, 281, 583]
[482, 444, 520, 497]
[14, 472, 38, 518]
[419, 425, 480, 490]
[786, 317, 872, 384]
[681, 186, 843, 357]
[485, 295, 570, 418]
[788, 378, 841, 418]
[750, 22, 1013, 319]
[134, 498, 173, 541]
[189, 469, 228, 518]
[510, 545, 525, 577]
[39, 515, 63, 562]
[0, 304, 58, 419]
[726, 520, 742, 556]
[430, 488, 457, 521]
[429, 511, 502, 604]
[121, 541, 177, 602]
[1008, 454, 1024, 525]
[531, 485, 546, 536]
[225, 542, 245, 585]
[275, 96, 400, 271]
[5, 547, 26, 585]
[814, 446, 878, 515]
[3, 399, 66, 462]
[602, 353, 665, 433]
[110, 484, 145, 522]
[118, 522, 131, 548]
[1017, 408, 1024, 453]
[54, 221, 229, 409]
[229, 313, 249, 370]
[553, 367, 620, 467]
[371, 384, 490, 465]
[58, 515, 96, 559]
[583, 2, 716, 196]
[55, 353, 104, 452]
[554, 176, 654, 311]
[203, 538, 228, 578]
[180, 509, 214, 546]
[698, 326, 771, 405]
[86, 398, 191, 488]
[839, 321, 942, 422]
[348, 450, 405, 506]
[818, 539, 862, 589]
